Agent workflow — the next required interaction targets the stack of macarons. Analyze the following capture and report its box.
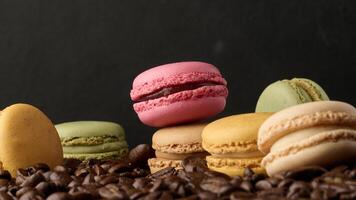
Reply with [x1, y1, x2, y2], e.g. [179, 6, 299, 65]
[130, 61, 229, 172]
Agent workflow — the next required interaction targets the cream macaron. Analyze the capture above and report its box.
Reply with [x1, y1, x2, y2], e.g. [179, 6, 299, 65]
[148, 123, 208, 173]
[202, 113, 273, 176]
[258, 101, 356, 176]
[0, 104, 63, 175]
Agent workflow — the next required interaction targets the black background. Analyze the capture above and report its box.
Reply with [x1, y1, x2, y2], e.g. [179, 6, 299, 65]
[0, 0, 355, 147]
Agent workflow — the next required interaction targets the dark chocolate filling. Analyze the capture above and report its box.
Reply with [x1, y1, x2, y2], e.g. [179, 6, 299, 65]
[136, 81, 222, 102]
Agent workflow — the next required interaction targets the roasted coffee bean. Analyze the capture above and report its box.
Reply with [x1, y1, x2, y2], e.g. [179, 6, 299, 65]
[148, 167, 175, 180]
[93, 165, 105, 176]
[16, 186, 32, 197]
[255, 180, 272, 190]
[200, 177, 234, 195]
[0, 170, 11, 181]
[70, 192, 93, 200]
[182, 156, 208, 173]
[283, 166, 327, 181]
[258, 188, 285, 199]
[108, 162, 131, 174]
[98, 175, 120, 185]
[133, 178, 150, 189]
[243, 167, 255, 177]
[287, 181, 311, 199]
[36, 182, 52, 197]
[82, 174, 95, 185]
[239, 181, 254, 192]
[47, 192, 72, 200]
[128, 144, 155, 168]
[340, 191, 356, 200]
[142, 191, 161, 200]
[53, 166, 68, 173]
[277, 178, 294, 189]
[0, 191, 12, 200]
[50, 172, 72, 186]
[74, 168, 90, 178]
[0, 180, 8, 187]
[98, 184, 127, 199]
[21, 172, 45, 187]
[19, 190, 44, 200]
[230, 191, 255, 200]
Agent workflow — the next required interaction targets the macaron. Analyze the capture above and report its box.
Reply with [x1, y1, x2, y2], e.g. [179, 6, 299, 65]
[148, 123, 208, 173]
[256, 78, 329, 112]
[55, 121, 129, 161]
[0, 104, 63, 175]
[258, 101, 356, 176]
[130, 61, 228, 127]
[202, 113, 273, 176]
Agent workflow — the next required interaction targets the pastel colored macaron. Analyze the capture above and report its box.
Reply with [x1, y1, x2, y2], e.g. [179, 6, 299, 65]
[130, 61, 228, 127]
[202, 113, 273, 176]
[55, 121, 129, 161]
[0, 104, 63, 175]
[148, 123, 208, 173]
[256, 78, 329, 112]
[258, 101, 356, 176]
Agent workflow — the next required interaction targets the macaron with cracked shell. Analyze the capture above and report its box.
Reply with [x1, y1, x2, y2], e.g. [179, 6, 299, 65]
[258, 101, 356, 176]
[130, 61, 228, 127]
[256, 78, 329, 112]
[148, 123, 208, 173]
[202, 113, 273, 176]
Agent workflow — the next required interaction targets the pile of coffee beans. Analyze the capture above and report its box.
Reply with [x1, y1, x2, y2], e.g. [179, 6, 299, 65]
[0, 144, 354, 200]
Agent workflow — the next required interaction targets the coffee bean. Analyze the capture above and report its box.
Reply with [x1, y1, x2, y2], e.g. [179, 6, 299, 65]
[243, 168, 255, 177]
[82, 174, 95, 185]
[53, 166, 68, 173]
[74, 168, 90, 178]
[230, 191, 255, 200]
[0, 170, 11, 180]
[128, 144, 155, 168]
[257, 188, 285, 199]
[70, 192, 93, 200]
[21, 172, 45, 187]
[98, 184, 127, 199]
[159, 191, 173, 200]
[98, 175, 120, 185]
[283, 166, 327, 181]
[182, 156, 208, 173]
[239, 181, 254, 192]
[255, 180, 272, 190]
[277, 178, 294, 189]
[19, 190, 44, 200]
[287, 181, 311, 199]
[93, 165, 105, 176]
[47, 192, 72, 200]
[148, 167, 175, 180]
[16, 187, 32, 197]
[133, 178, 150, 189]
[200, 177, 234, 195]
[36, 182, 55, 197]
[340, 191, 356, 200]
[50, 172, 72, 186]
[108, 162, 131, 174]
[0, 191, 12, 200]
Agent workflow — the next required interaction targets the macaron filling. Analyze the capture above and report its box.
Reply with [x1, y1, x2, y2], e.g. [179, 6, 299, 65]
[62, 141, 128, 154]
[61, 135, 122, 146]
[211, 150, 264, 158]
[134, 81, 225, 102]
[155, 151, 208, 160]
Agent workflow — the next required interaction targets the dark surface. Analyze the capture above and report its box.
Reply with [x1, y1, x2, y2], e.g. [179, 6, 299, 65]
[0, 0, 355, 146]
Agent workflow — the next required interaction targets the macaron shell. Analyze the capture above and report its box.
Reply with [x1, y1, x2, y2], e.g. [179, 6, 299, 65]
[132, 61, 223, 92]
[152, 123, 207, 154]
[263, 139, 356, 176]
[137, 96, 226, 127]
[56, 121, 125, 138]
[148, 158, 182, 173]
[202, 113, 273, 154]
[206, 156, 265, 176]
[256, 80, 309, 112]
[258, 101, 356, 153]
[291, 78, 329, 101]
[0, 104, 63, 175]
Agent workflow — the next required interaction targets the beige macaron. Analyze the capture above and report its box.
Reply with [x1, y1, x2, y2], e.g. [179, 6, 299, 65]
[258, 101, 356, 176]
[202, 113, 273, 176]
[148, 123, 207, 173]
[0, 104, 63, 175]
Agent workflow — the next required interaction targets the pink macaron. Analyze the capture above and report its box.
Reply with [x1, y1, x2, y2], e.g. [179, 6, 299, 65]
[130, 61, 228, 127]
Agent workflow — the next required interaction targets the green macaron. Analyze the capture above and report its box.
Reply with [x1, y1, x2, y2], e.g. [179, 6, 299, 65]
[256, 78, 329, 112]
[55, 121, 129, 161]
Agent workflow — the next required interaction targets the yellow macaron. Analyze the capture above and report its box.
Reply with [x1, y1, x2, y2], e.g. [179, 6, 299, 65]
[148, 123, 208, 173]
[0, 104, 63, 175]
[202, 113, 273, 176]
